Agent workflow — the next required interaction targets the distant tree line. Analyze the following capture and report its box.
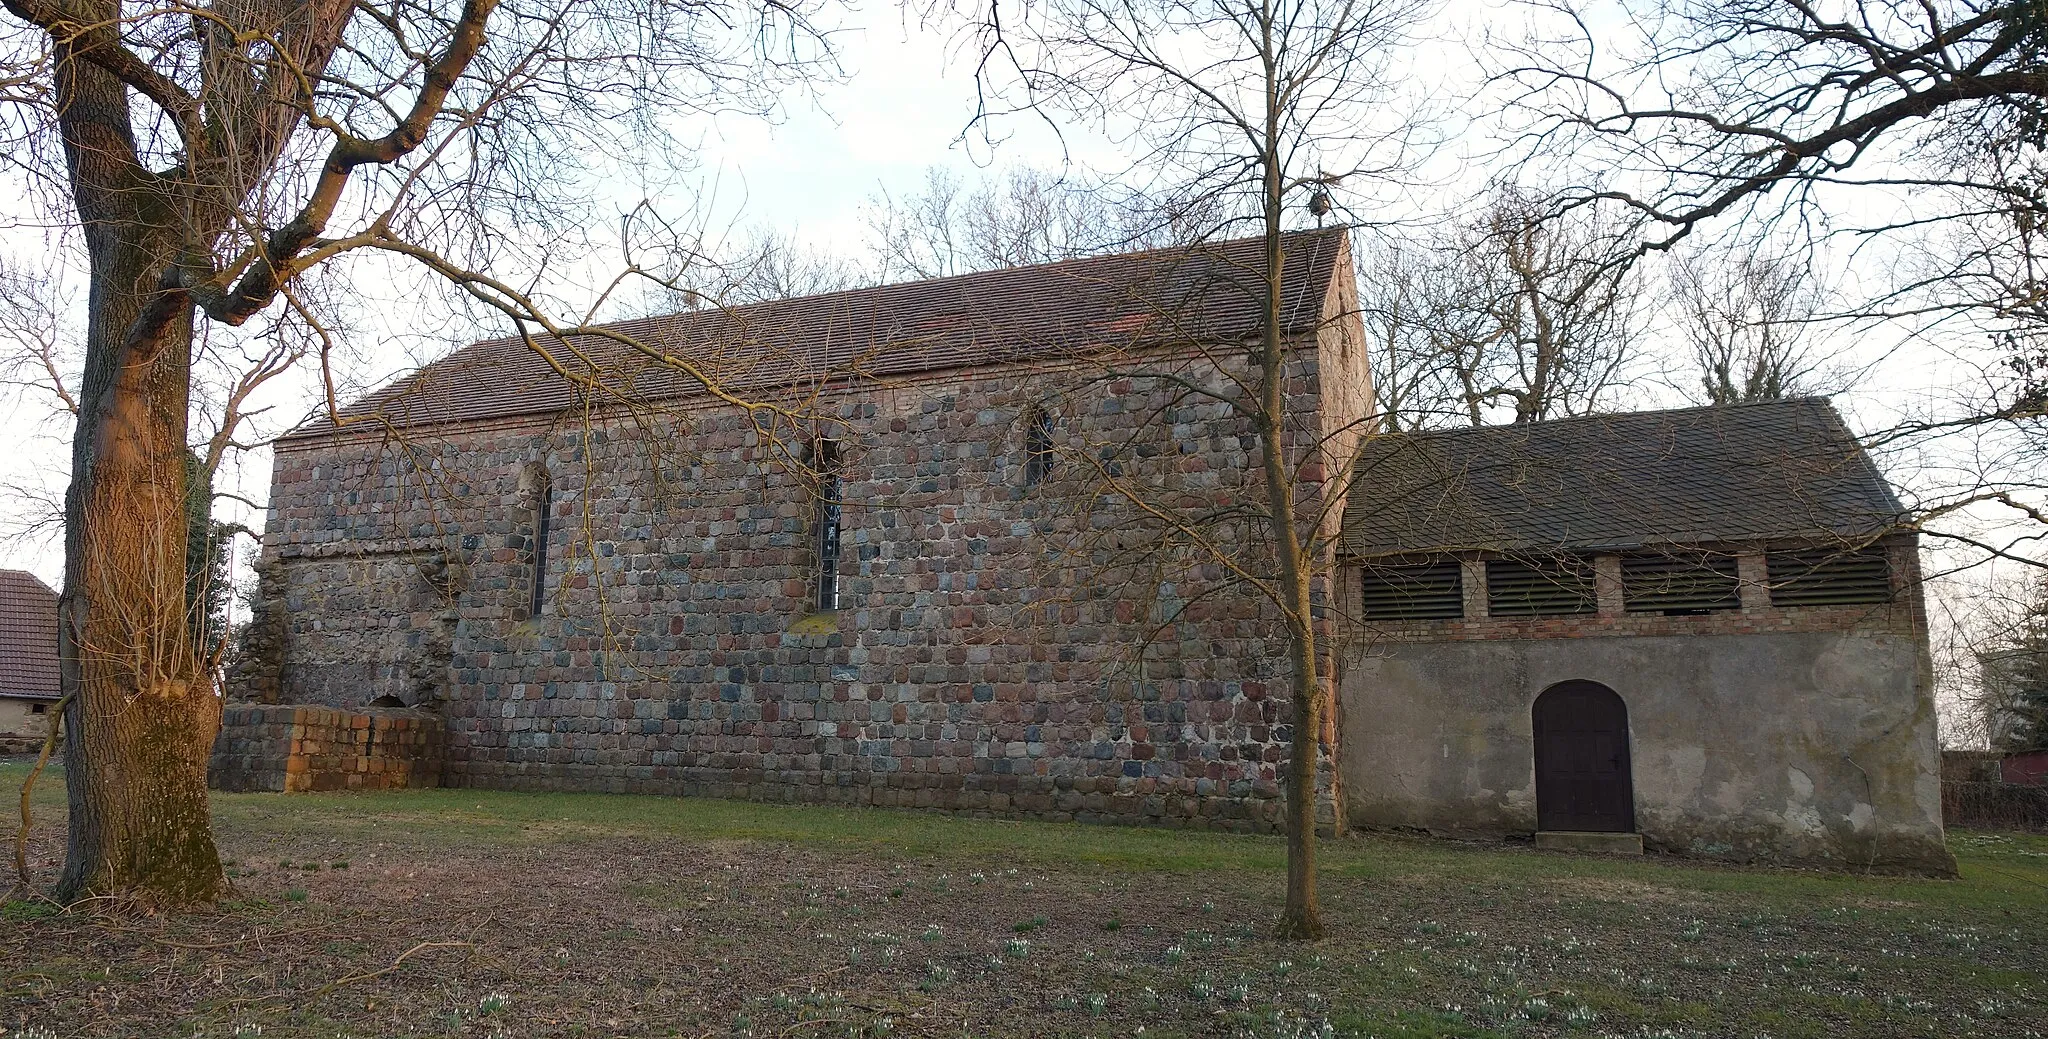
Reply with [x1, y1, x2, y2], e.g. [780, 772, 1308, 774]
[690, 168, 1853, 431]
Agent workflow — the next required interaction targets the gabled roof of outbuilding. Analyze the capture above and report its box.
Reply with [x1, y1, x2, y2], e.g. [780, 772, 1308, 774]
[0, 569, 60, 702]
[1340, 399, 1908, 558]
[285, 227, 1353, 441]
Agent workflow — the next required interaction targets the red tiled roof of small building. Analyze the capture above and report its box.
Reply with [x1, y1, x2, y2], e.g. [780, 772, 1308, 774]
[0, 569, 60, 701]
[284, 227, 1353, 441]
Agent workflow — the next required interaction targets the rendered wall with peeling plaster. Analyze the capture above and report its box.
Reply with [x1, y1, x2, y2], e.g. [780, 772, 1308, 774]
[1337, 625, 1951, 873]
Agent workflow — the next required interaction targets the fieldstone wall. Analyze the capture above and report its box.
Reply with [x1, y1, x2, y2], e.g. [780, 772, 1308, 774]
[209, 704, 446, 792]
[248, 325, 1372, 830]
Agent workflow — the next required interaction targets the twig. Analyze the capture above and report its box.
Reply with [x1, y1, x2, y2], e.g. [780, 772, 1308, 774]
[240, 938, 476, 1005]
[309, 939, 475, 998]
[12, 692, 70, 898]
[133, 925, 334, 950]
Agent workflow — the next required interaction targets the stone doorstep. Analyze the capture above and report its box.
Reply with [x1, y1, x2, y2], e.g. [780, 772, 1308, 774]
[1535, 831, 1644, 856]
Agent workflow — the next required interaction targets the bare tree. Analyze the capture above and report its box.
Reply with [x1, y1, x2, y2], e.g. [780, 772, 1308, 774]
[0, 254, 78, 420]
[1358, 186, 1645, 428]
[0, 254, 77, 572]
[1496, 1, 2048, 420]
[1500, 1, 2048, 326]
[0, 0, 828, 904]
[1668, 248, 1842, 405]
[1930, 565, 2048, 749]
[640, 226, 870, 314]
[967, 0, 1429, 939]
[1495, 1, 2048, 582]
[1353, 236, 1455, 432]
[641, 166, 1176, 315]
[721, 230, 870, 303]
[1465, 189, 1645, 423]
[862, 165, 1196, 280]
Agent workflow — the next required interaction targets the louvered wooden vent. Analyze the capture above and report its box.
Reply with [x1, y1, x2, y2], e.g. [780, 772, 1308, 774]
[1360, 560, 1464, 621]
[1487, 558, 1596, 616]
[1768, 548, 1892, 606]
[1622, 554, 1740, 614]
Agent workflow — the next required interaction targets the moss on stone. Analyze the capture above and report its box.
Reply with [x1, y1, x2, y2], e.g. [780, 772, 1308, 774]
[786, 612, 839, 637]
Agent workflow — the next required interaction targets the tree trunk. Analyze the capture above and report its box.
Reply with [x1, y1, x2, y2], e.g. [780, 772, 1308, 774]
[1275, 580, 1324, 940]
[51, 40, 226, 907]
[1257, 133, 1324, 941]
[56, 246, 225, 906]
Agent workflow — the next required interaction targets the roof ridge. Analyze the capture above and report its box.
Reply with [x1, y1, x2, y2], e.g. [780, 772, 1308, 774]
[462, 225, 1354, 352]
[286, 226, 1357, 440]
[1361, 397, 1837, 447]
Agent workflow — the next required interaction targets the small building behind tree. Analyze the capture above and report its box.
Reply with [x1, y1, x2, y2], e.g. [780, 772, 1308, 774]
[0, 569, 61, 741]
[1336, 399, 1952, 872]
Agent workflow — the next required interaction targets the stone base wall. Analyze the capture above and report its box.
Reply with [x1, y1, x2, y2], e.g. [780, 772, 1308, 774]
[452, 759, 1294, 832]
[0, 697, 53, 739]
[1339, 631, 1954, 874]
[209, 704, 445, 793]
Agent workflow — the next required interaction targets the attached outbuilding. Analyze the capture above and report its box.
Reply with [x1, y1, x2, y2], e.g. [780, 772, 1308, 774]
[1335, 399, 1952, 873]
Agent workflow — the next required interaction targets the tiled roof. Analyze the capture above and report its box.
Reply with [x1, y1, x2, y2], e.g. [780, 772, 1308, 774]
[1341, 399, 1909, 557]
[286, 227, 1353, 440]
[0, 569, 60, 701]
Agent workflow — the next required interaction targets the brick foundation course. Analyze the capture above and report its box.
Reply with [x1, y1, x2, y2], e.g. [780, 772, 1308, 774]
[209, 704, 445, 793]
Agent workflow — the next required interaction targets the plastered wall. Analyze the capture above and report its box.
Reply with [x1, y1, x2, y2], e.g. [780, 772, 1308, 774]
[1339, 626, 1951, 872]
[0, 697, 51, 738]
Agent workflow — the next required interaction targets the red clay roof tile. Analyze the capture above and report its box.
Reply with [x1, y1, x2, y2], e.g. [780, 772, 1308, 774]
[1342, 399, 1908, 556]
[285, 227, 1351, 441]
[0, 569, 59, 701]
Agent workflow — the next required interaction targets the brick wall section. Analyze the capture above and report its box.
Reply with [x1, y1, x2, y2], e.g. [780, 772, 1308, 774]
[209, 704, 445, 792]
[1337, 536, 1927, 645]
[247, 325, 1362, 830]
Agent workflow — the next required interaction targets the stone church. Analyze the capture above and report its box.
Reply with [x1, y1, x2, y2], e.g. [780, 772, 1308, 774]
[229, 226, 1950, 872]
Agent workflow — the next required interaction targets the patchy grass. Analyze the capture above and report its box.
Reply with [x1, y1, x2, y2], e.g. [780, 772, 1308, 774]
[4, 758, 2045, 1038]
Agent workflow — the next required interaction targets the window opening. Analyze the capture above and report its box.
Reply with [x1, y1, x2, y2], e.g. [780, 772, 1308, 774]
[1024, 406, 1055, 485]
[815, 438, 843, 611]
[1486, 556, 1596, 617]
[1768, 547, 1891, 606]
[529, 482, 553, 616]
[1359, 559, 1463, 620]
[1621, 553, 1740, 615]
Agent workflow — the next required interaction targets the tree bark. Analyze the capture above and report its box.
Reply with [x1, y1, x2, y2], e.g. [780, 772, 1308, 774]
[1257, 102, 1324, 941]
[51, 28, 226, 906]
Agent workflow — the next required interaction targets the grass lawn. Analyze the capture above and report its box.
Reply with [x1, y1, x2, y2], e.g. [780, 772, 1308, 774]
[3, 759, 2044, 1039]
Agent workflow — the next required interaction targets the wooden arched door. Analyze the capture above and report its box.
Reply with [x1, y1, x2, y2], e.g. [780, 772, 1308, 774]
[1532, 681, 1636, 833]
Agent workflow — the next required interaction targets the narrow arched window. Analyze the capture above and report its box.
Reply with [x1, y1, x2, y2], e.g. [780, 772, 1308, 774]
[1024, 405, 1055, 485]
[524, 466, 553, 617]
[813, 438, 842, 611]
